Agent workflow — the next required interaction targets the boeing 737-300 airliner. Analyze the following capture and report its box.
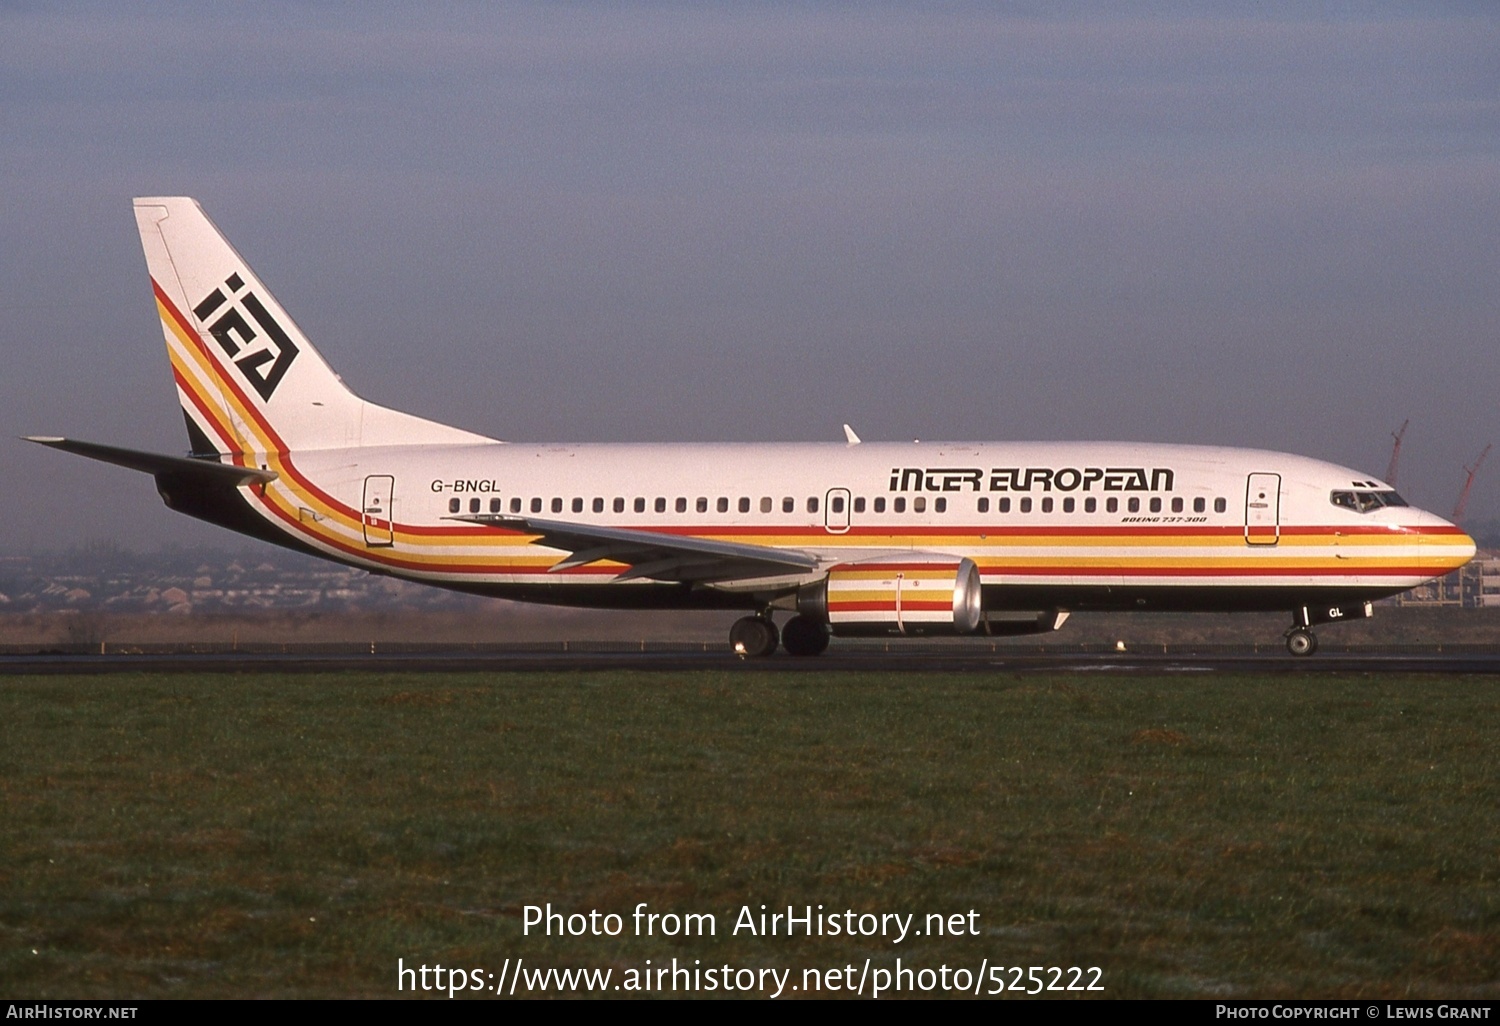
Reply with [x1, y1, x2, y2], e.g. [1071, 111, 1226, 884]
[26, 198, 1477, 656]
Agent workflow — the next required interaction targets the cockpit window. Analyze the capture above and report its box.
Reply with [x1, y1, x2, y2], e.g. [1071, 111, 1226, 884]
[1330, 490, 1408, 513]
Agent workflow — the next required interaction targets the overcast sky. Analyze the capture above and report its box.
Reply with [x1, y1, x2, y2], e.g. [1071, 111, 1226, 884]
[3, 2, 1497, 551]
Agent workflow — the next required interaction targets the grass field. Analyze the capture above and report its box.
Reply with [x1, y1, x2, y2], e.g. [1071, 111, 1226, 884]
[1, 670, 1496, 999]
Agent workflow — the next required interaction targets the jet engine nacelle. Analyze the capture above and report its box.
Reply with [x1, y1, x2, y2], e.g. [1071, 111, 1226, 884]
[797, 555, 984, 636]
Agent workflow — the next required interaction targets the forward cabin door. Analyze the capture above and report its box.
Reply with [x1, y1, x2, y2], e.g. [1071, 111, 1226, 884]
[825, 487, 852, 534]
[362, 475, 395, 547]
[1244, 473, 1281, 546]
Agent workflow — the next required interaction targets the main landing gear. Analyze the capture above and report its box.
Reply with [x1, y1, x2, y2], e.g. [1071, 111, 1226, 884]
[729, 614, 830, 658]
[729, 615, 779, 659]
[780, 615, 830, 657]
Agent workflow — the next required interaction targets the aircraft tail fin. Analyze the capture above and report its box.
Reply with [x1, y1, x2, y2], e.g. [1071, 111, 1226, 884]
[133, 197, 493, 456]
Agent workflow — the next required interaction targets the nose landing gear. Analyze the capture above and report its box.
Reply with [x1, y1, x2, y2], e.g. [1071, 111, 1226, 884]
[1282, 600, 1372, 657]
[1285, 628, 1318, 657]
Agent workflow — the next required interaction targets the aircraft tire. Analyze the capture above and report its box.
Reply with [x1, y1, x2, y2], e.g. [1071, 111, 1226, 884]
[730, 616, 779, 658]
[781, 615, 830, 657]
[1286, 629, 1318, 657]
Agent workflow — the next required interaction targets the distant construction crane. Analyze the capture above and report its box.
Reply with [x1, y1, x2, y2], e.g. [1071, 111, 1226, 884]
[1452, 444, 1491, 524]
[1386, 419, 1409, 486]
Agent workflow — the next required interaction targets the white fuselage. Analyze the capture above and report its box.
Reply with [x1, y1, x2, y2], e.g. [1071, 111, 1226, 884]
[242, 439, 1473, 613]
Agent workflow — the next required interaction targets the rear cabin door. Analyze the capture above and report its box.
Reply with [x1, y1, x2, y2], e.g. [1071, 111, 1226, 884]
[1244, 473, 1281, 546]
[825, 487, 852, 534]
[362, 475, 395, 547]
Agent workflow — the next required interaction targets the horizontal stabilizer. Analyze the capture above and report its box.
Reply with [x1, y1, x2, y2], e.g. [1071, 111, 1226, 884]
[24, 436, 277, 486]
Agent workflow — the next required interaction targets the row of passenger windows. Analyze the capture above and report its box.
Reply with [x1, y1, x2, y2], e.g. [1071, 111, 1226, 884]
[446, 495, 920, 515]
[446, 494, 1231, 516]
[980, 495, 1228, 515]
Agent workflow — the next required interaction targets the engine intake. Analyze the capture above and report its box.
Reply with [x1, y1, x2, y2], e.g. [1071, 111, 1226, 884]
[798, 555, 983, 636]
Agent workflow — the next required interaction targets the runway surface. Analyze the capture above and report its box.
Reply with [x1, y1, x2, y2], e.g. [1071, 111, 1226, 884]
[4, 649, 1500, 675]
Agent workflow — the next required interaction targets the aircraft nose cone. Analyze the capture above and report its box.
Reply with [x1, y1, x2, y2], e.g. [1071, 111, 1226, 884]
[1417, 511, 1477, 573]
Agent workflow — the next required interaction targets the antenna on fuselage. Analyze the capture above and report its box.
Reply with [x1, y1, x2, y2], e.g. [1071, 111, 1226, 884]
[1453, 443, 1491, 524]
[1386, 419, 1409, 486]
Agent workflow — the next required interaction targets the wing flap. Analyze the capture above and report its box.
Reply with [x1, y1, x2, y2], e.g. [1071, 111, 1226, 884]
[447, 513, 819, 584]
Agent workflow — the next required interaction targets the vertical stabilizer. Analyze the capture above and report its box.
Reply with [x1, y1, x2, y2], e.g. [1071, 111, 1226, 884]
[134, 197, 494, 456]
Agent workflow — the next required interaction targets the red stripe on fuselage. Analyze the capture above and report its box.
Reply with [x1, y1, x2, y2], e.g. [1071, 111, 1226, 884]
[988, 565, 1428, 578]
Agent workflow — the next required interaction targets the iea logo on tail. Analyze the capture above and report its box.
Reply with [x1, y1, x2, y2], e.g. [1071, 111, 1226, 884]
[191, 273, 300, 401]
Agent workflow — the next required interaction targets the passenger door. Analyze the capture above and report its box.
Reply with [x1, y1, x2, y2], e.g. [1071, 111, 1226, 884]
[362, 475, 395, 547]
[1244, 473, 1280, 546]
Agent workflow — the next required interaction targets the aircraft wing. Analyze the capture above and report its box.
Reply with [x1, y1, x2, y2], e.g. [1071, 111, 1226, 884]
[24, 437, 278, 486]
[446, 513, 820, 584]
